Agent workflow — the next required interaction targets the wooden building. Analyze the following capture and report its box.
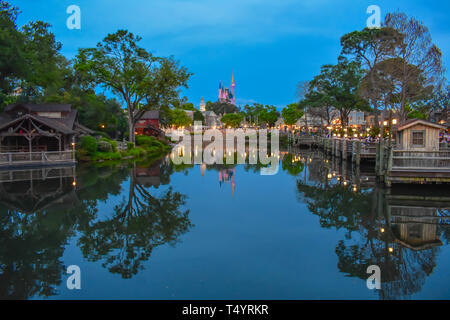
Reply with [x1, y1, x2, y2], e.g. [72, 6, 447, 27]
[0, 104, 92, 167]
[135, 110, 164, 137]
[396, 119, 446, 152]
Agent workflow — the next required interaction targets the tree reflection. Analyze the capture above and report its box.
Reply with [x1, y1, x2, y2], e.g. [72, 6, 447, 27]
[0, 174, 79, 299]
[296, 154, 448, 300]
[77, 161, 192, 279]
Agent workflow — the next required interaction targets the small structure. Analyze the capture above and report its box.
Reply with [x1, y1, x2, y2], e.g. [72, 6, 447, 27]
[396, 119, 445, 152]
[203, 110, 219, 128]
[0, 104, 92, 168]
[135, 110, 164, 138]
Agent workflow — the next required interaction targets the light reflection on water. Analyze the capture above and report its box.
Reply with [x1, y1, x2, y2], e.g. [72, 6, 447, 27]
[0, 149, 449, 300]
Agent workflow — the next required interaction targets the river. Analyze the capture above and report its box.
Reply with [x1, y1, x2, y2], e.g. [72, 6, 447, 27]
[0, 149, 449, 299]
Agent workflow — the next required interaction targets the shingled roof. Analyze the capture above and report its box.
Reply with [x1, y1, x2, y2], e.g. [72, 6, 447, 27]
[4, 103, 72, 113]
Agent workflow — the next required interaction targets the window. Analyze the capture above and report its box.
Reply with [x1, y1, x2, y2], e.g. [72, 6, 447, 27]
[411, 130, 425, 147]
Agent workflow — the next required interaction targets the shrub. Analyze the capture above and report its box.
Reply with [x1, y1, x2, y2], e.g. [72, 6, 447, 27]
[97, 140, 113, 153]
[127, 142, 135, 150]
[100, 137, 118, 152]
[79, 135, 98, 156]
[91, 152, 122, 161]
[136, 135, 157, 146]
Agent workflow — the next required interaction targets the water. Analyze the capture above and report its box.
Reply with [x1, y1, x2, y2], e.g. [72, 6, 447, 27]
[0, 150, 449, 300]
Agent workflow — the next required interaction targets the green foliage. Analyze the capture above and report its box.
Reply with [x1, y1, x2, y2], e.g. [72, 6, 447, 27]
[74, 29, 192, 143]
[281, 103, 303, 125]
[79, 135, 98, 156]
[369, 126, 380, 138]
[101, 137, 118, 152]
[193, 110, 204, 122]
[91, 152, 122, 161]
[97, 140, 113, 153]
[206, 101, 238, 115]
[221, 113, 243, 128]
[170, 108, 192, 127]
[127, 142, 135, 150]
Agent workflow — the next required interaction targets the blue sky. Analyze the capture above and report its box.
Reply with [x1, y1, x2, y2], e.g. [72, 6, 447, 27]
[12, 0, 450, 109]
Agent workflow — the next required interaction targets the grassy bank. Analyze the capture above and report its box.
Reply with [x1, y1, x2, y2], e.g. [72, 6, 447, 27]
[76, 135, 172, 162]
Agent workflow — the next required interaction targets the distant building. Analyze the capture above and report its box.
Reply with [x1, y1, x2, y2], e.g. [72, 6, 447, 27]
[218, 72, 236, 105]
[199, 97, 206, 112]
[203, 110, 219, 128]
[348, 111, 366, 126]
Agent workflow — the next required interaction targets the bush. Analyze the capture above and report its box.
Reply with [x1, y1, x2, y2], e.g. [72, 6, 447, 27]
[100, 138, 118, 152]
[91, 152, 122, 161]
[79, 136, 98, 156]
[136, 135, 157, 146]
[124, 147, 146, 158]
[127, 142, 135, 150]
[97, 140, 113, 153]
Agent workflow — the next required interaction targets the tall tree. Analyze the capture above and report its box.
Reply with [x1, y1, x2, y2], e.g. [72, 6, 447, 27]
[341, 27, 403, 127]
[74, 30, 191, 144]
[281, 103, 303, 126]
[383, 12, 444, 123]
[308, 57, 368, 127]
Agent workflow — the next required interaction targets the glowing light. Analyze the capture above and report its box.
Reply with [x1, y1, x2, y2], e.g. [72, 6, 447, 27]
[380, 228, 385, 233]
[327, 173, 332, 179]
[383, 121, 388, 126]
[392, 119, 398, 125]
[72, 180, 77, 187]
[388, 247, 394, 253]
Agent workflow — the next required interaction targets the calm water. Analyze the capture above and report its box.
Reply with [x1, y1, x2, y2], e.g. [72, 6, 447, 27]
[0, 150, 449, 300]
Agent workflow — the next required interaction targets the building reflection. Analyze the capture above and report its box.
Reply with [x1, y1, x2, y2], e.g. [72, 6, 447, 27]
[293, 147, 450, 299]
[0, 160, 191, 298]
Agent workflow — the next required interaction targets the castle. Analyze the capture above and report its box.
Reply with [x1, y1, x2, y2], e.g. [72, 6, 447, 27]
[218, 72, 235, 105]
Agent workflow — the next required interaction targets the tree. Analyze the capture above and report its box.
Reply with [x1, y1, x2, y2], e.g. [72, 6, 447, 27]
[74, 30, 191, 144]
[170, 108, 192, 128]
[0, 1, 25, 95]
[221, 113, 243, 128]
[193, 109, 205, 122]
[383, 12, 444, 123]
[308, 57, 368, 127]
[258, 104, 279, 127]
[206, 101, 238, 115]
[341, 27, 403, 127]
[281, 103, 303, 125]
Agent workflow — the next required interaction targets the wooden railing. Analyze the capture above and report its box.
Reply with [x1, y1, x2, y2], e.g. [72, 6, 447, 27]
[391, 150, 450, 169]
[0, 166, 76, 182]
[0, 151, 75, 167]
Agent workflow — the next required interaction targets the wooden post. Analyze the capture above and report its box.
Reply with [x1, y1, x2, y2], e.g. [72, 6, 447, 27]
[342, 140, 347, 160]
[356, 141, 361, 166]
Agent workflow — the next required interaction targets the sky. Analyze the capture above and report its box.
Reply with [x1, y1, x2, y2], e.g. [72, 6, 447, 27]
[11, 0, 450, 109]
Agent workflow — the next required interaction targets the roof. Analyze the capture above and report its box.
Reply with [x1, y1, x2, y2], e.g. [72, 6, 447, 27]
[203, 111, 217, 117]
[140, 110, 160, 120]
[398, 119, 446, 131]
[4, 103, 72, 113]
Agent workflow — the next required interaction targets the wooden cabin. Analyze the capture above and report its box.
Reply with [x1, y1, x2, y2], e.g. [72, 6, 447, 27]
[396, 119, 446, 152]
[135, 110, 164, 137]
[0, 103, 92, 153]
[0, 104, 92, 167]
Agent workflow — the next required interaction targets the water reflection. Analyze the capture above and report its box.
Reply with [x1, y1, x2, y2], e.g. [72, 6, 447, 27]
[294, 149, 450, 300]
[0, 160, 192, 298]
[0, 149, 449, 299]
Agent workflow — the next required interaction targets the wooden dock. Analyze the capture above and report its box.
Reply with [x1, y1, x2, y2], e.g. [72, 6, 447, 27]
[298, 136, 450, 186]
[0, 150, 76, 169]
